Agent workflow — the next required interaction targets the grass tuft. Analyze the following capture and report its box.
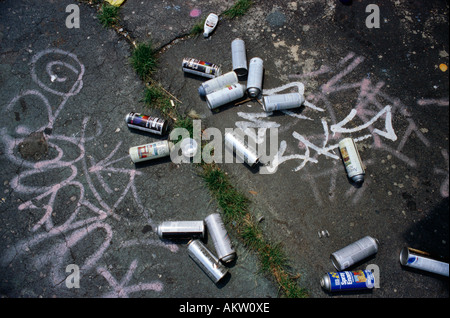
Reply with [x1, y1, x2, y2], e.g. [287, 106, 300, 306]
[201, 164, 308, 298]
[222, 0, 253, 19]
[97, 3, 120, 28]
[130, 42, 158, 81]
[190, 18, 206, 36]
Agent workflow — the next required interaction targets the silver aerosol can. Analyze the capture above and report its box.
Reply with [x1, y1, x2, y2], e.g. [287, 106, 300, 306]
[187, 239, 228, 284]
[263, 92, 305, 112]
[125, 112, 168, 135]
[338, 137, 365, 184]
[331, 236, 379, 271]
[198, 71, 239, 98]
[224, 131, 260, 168]
[205, 213, 236, 263]
[399, 247, 449, 277]
[156, 221, 205, 239]
[182, 58, 221, 79]
[206, 83, 245, 110]
[231, 38, 248, 78]
[129, 140, 173, 163]
[246, 57, 264, 98]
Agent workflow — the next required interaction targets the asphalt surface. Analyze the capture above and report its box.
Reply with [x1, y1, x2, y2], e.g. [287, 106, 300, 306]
[0, 0, 448, 302]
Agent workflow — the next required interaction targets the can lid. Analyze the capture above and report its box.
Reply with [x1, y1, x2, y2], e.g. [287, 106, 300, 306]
[180, 138, 198, 158]
[399, 247, 411, 265]
[198, 85, 207, 97]
[352, 174, 365, 184]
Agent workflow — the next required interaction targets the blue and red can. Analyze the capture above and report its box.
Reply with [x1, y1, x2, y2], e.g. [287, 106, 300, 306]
[321, 270, 376, 292]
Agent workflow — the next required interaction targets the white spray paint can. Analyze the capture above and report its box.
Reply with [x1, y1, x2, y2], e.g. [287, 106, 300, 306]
[399, 247, 449, 277]
[205, 213, 236, 263]
[246, 57, 264, 98]
[203, 13, 218, 38]
[331, 236, 379, 271]
[338, 137, 365, 184]
[129, 140, 173, 163]
[224, 132, 260, 168]
[231, 38, 248, 78]
[263, 92, 305, 112]
[198, 71, 238, 98]
[206, 83, 245, 110]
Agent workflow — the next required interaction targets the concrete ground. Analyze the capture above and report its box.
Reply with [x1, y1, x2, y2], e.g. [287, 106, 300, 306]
[0, 0, 448, 301]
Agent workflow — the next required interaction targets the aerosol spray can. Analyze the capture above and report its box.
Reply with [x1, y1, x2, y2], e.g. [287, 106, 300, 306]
[246, 57, 264, 98]
[187, 239, 228, 284]
[205, 213, 236, 263]
[331, 236, 379, 271]
[224, 131, 260, 168]
[338, 137, 365, 184]
[125, 112, 168, 135]
[203, 13, 218, 38]
[206, 83, 245, 110]
[321, 270, 376, 292]
[263, 93, 305, 112]
[198, 71, 239, 98]
[399, 247, 449, 277]
[231, 38, 248, 78]
[156, 221, 205, 239]
[129, 140, 173, 163]
[182, 58, 221, 79]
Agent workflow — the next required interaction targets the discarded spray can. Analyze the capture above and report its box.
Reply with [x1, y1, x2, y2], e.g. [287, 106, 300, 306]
[246, 57, 264, 98]
[399, 247, 449, 277]
[203, 13, 218, 38]
[263, 93, 305, 112]
[182, 58, 221, 79]
[206, 83, 245, 110]
[125, 112, 168, 135]
[156, 221, 205, 239]
[198, 71, 238, 98]
[205, 213, 236, 263]
[187, 239, 228, 284]
[331, 236, 379, 271]
[129, 140, 173, 163]
[224, 132, 260, 168]
[338, 137, 365, 184]
[321, 270, 376, 292]
[231, 38, 248, 78]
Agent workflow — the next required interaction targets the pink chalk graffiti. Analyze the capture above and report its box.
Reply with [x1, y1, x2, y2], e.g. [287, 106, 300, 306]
[0, 49, 168, 296]
[237, 51, 447, 204]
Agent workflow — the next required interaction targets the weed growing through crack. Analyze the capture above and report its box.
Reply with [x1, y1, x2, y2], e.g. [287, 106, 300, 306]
[223, 0, 253, 19]
[201, 165, 308, 298]
[130, 42, 158, 81]
[190, 18, 206, 37]
[97, 3, 120, 28]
